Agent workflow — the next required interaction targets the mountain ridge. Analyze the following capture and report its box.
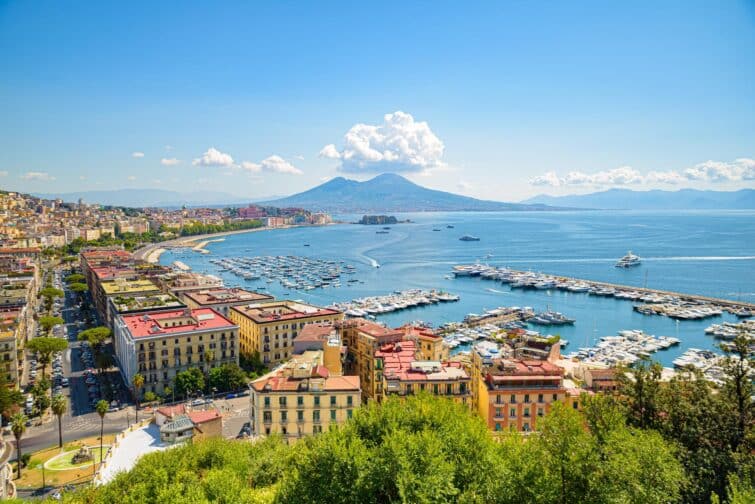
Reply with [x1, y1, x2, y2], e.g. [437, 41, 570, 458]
[260, 173, 555, 212]
[523, 188, 755, 209]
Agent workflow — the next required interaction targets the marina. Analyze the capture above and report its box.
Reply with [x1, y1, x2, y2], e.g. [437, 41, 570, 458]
[563, 329, 681, 366]
[331, 289, 460, 317]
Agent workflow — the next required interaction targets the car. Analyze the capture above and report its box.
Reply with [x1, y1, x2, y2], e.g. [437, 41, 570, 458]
[225, 393, 237, 400]
[61, 378, 69, 387]
[191, 398, 206, 406]
[29, 370, 37, 378]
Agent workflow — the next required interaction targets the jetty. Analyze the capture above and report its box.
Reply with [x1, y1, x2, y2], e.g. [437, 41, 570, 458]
[451, 264, 755, 316]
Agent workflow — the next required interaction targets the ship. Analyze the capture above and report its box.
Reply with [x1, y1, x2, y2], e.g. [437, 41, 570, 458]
[615, 251, 641, 268]
[459, 235, 480, 241]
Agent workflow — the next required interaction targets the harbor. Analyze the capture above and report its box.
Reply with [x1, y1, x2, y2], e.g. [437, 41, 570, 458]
[330, 289, 460, 317]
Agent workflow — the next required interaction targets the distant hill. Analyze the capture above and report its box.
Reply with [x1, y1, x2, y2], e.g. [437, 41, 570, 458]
[260, 173, 555, 212]
[33, 189, 277, 208]
[523, 188, 755, 210]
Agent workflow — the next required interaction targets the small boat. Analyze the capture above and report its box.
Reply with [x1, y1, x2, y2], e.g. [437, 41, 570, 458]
[615, 251, 641, 268]
[446, 225, 454, 229]
[459, 235, 480, 242]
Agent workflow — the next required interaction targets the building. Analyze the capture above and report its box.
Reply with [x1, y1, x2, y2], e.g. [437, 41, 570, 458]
[473, 354, 567, 432]
[292, 323, 345, 375]
[180, 287, 273, 317]
[157, 407, 223, 444]
[107, 293, 186, 325]
[249, 350, 360, 440]
[376, 340, 471, 405]
[398, 324, 449, 362]
[113, 308, 238, 396]
[98, 278, 162, 326]
[229, 300, 343, 365]
[584, 368, 619, 393]
[339, 318, 404, 401]
[157, 271, 224, 296]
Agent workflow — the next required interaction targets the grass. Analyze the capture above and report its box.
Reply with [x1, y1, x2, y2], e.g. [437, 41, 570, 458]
[13, 434, 116, 489]
[45, 445, 110, 470]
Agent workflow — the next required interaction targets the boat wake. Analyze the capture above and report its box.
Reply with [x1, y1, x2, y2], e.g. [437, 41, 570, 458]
[486, 288, 509, 294]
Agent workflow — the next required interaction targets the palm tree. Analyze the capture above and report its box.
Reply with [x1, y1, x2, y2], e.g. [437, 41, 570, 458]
[95, 400, 109, 465]
[10, 412, 27, 478]
[51, 394, 67, 448]
[132, 373, 144, 423]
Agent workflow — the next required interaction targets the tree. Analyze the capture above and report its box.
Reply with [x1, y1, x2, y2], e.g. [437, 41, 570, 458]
[39, 287, 64, 312]
[719, 334, 753, 454]
[38, 315, 64, 335]
[51, 393, 67, 448]
[174, 368, 205, 399]
[69, 282, 89, 295]
[77, 326, 112, 352]
[132, 373, 144, 423]
[618, 358, 662, 429]
[65, 273, 85, 284]
[26, 337, 67, 378]
[95, 399, 109, 464]
[0, 371, 23, 420]
[208, 363, 248, 393]
[143, 391, 158, 404]
[11, 412, 27, 478]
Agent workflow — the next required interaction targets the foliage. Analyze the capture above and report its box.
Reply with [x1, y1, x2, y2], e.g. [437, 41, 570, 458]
[208, 363, 249, 393]
[78, 326, 111, 350]
[143, 391, 158, 403]
[64, 273, 85, 284]
[178, 219, 263, 237]
[69, 282, 89, 293]
[51, 393, 67, 448]
[27, 337, 67, 377]
[0, 371, 23, 420]
[11, 412, 27, 478]
[38, 315, 65, 333]
[174, 367, 205, 398]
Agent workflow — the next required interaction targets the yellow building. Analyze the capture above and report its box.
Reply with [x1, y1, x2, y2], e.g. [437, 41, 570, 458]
[229, 300, 343, 365]
[249, 350, 360, 440]
[113, 307, 238, 396]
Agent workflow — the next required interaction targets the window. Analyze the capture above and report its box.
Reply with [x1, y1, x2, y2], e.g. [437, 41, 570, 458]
[280, 411, 287, 422]
[433, 384, 439, 395]
[524, 394, 530, 404]
[537, 407, 544, 417]
[297, 396, 304, 406]
[264, 397, 270, 408]
[347, 409, 352, 419]
[347, 395, 353, 406]
[297, 410, 304, 422]
[313, 410, 320, 422]
[263, 411, 272, 423]
[538, 394, 544, 403]
[496, 395, 503, 404]
[523, 423, 530, 432]
[279, 396, 287, 407]
[330, 395, 336, 406]
[314, 396, 320, 407]
[510, 407, 516, 418]
[523, 407, 530, 418]
[495, 423, 502, 431]
[510, 394, 516, 403]
[446, 384, 453, 395]
[330, 410, 336, 421]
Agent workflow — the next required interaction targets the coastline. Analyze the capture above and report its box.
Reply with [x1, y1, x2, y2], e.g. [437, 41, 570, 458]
[134, 223, 334, 264]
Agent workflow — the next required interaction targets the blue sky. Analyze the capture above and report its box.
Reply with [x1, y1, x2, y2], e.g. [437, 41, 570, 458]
[1, 1, 753, 201]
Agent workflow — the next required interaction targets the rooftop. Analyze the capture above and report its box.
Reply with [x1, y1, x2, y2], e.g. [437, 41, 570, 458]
[231, 300, 340, 324]
[183, 287, 273, 306]
[251, 351, 359, 393]
[485, 359, 564, 385]
[295, 323, 336, 343]
[102, 278, 160, 295]
[377, 340, 470, 382]
[120, 307, 237, 339]
[111, 293, 185, 313]
[187, 409, 222, 424]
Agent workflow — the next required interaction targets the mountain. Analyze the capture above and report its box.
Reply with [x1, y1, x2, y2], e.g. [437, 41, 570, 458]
[32, 189, 276, 208]
[260, 173, 554, 212]
[523, 188, 755, 210]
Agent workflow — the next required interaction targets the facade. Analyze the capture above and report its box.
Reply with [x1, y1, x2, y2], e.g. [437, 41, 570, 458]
[113, 308, 238, 395]
[180, 287, 273, 317]
[229, 300, 343, 365]
[249, 350, 360, 440]
[473, 353, 567, 432]
[584, 368, 619, 393]
[376, 340, 471, 405]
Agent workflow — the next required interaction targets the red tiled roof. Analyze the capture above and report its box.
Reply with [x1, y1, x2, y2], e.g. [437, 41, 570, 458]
[121, 308, 237, 338]
[188, 409, 222, 424]
[295, 323, 335, 342]
[156, 404, 186, 417]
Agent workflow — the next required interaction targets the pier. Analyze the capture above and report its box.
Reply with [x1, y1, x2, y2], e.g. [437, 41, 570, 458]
[452, 264, 755, 312]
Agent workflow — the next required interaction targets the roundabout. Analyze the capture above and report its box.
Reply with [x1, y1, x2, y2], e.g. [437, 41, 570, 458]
[44, 445, 111, 471]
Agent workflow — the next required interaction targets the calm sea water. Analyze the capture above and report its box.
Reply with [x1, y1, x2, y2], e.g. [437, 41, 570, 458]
[161, 211, 755, 366]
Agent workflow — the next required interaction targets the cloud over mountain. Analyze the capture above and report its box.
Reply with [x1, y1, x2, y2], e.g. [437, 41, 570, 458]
[530, 158, 755, 188]
[319, 111, 445, 174]
[193, 147, 235, 167]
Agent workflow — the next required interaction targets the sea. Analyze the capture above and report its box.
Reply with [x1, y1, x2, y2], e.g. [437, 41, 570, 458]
[160, 210, 755, 367]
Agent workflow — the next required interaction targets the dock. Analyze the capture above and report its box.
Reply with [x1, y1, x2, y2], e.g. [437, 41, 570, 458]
[452, 264, 755, 313]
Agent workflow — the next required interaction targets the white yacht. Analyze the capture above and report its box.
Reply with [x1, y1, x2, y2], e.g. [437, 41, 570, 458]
[615, 251, 641, 268]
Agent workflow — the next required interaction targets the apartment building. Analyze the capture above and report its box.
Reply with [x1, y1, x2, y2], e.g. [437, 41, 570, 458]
[472, 353, 568, 432]
[180, 287, 273, 317]
[376, 340, 471, 405]
[113, 308, 238, 395]
[249, 350, 360, 440]
[229, 300, 342, 365]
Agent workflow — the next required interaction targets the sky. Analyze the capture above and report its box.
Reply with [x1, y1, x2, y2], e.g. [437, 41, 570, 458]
[1, 1, 754, 202]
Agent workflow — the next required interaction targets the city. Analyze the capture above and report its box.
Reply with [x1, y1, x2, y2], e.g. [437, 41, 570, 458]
[0, 2, 753, 503]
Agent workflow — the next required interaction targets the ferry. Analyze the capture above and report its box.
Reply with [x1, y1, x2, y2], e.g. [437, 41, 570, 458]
[615, 251, 641, 268]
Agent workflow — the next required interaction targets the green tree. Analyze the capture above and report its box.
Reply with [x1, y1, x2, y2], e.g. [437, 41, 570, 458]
[719, 334, 753, 454]
[77, 326, 112, 352]
[619, 358, 662, 429]
[208, 363, 248, 393]
[26, 337, 67, 378]
[95, 399, 109, 463]
[37, 315, 64, 335]
[65, 273, 86, 284]
[69, 282, 89, 294]
[132, 373, 144, 423]
[0, 371, 23, 420]
[51, 393, 67, 448]
[174, 368, 205, 398]
[39, 287, 64, 312]
[11, 412, 27, 478]
[143, 391, 158, 403]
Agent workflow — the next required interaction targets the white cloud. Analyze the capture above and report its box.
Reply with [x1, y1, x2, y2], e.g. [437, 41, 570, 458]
[295, 154, 305, 161]
[193, 147, 234, 167]
[131, 152, 145, 158]
[319, 111, 446, 174]
[20, 171, 55, 181]
[241, 156, 303, 175]
[0, 171, 8, 177]
[127, 175, 137, 181]
[529, 158, 755, 188]
[161, 158, 181, 166]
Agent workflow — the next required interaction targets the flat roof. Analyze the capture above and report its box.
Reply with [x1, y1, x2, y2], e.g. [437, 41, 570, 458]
[231, 300, 341, 324]
[102, 279, 160, 295]
[110, 293, 185, 313]
[121, 307, 237, 339]
[377, 341, 469, 382]
[183, 287, 272, 306]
